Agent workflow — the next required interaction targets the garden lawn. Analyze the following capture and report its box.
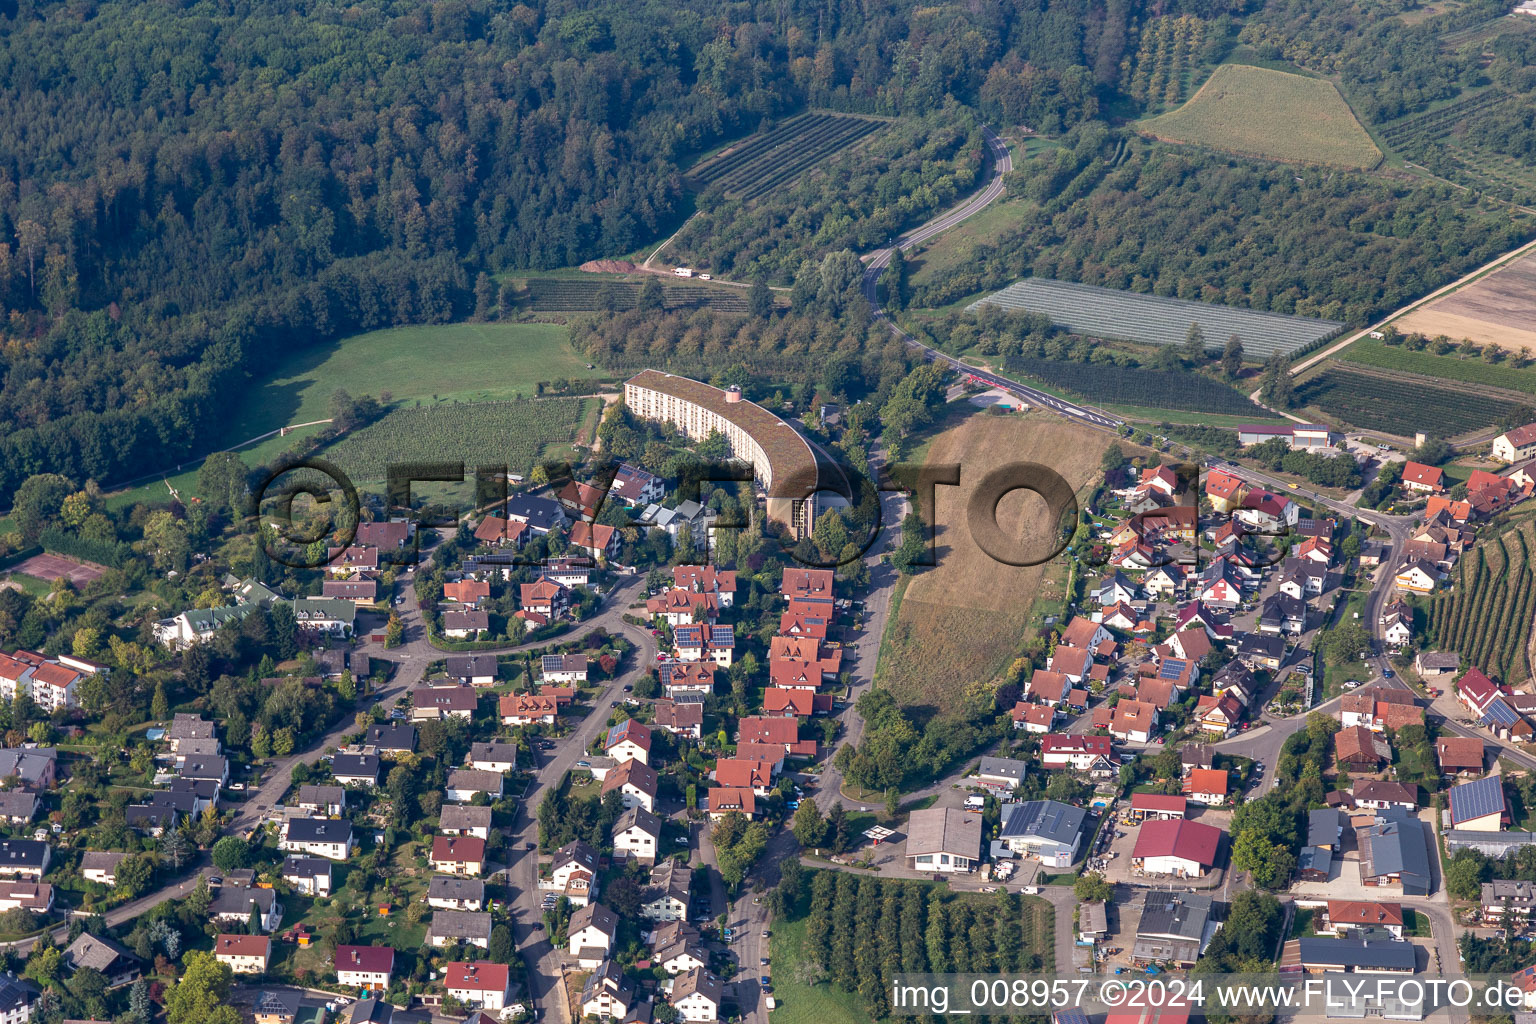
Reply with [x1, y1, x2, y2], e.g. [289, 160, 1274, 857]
[768, 916, 873, 1024]
[223, 322, 605, 443]
[1140, 65, 1382, 170]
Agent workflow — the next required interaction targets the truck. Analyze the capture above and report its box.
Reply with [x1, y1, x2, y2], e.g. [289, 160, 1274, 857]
[765, 997, 777, 1011]
[1022, 886, 1042, 895]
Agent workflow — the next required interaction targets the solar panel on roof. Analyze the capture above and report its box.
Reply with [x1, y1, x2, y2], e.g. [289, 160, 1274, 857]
[1159, 660, 1186, 680]
[1450, 775, 1505, 824]
[710, 626, 734, 643]
[1483, 697, 1521, 728]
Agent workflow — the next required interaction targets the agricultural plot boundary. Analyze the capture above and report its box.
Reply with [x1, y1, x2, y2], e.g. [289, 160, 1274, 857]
[1294, 363, 1522, 437]
[524, 278, 748, 313]
[1426, 518, 1536, 686]
[318, 397, 593, 482]
[686, 112, 886, 201]
[999, 355, 1265, 416]
[967, 277, 1345, 359]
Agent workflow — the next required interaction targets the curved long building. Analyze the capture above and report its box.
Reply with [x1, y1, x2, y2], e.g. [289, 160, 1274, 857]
[624, 370, 840, 538]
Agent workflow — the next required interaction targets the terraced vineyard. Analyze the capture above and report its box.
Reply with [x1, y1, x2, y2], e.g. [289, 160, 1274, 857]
[968, 278, 1343, 358]
[1295, 363, 1522, 436]
[687, 112, 885, 200]
[525, 278, 749, 313]
[1426, 519, 1536, 685]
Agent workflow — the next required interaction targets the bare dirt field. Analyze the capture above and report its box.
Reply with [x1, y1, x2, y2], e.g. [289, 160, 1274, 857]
[12, 553, 106, 586]
[1397, 253, 1536, 352]
[875, 410, 1108, 714]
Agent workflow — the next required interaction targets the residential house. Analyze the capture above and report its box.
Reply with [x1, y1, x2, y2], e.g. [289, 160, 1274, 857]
[446, 655, 498, 687]
[642, 861, 693, 921]
[445, 962, 512, 1011]
[468, 742, 518, 774]
[279, 818, 352, 861]
[499, 692, 559, 726]
[428, 877, 486, 912]
[1236, 632, 1286, 670]
[612, 807, 663, 864]
[430, 836, 486, 876]
[210, 885, 282, 931]
[427, 911, 493, 949]
[335, 946, 394, 991]
[654, 701, 703, 740]
[0, 843, 48, 881]
[1335, 726, 1390, 769]
[296, 785, 346, 816]
[1111, 700, 1160, 744]
[673, 623, 734, 668]
[605, 720, 653, 764]
[580, 962, 636, 1022]
[0, 883, 50, 914]
[332, 753, 382, 788]
[1319, 901, 1404, 939]
[1354, 781, 1419, 812]
[518, 579, 570, 626]
[445, 769, 503, 804]
[440, 611, 489, 639]
[1039, 735, 1117, 772]
[64, 933, 139, 989]
[611, 464, 665, 507]
[670, 968, 723, 1024]
[1395, 559, 1441, 594]
[660, 662, 716, 701]
[541, 654, 589, 684]
[281, 856, 333, 897]
[706, 787, 757, 820]
[602, 759, 659, 812]
[79, 851, 127, 887]
[412, 686, 477, 722]
[568, 904, 619, 968]
[1437, 737, 1486, 776]
[1401, 462, 1446, 493]
[1184, 768, 1229, 806]
[291, 598, 356, 638]
[569, 521, 621, 561]
[213, 934, 271, 974]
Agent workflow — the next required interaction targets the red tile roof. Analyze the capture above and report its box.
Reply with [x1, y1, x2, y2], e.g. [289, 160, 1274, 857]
[1402, 462, 1445, 490]
[446, 961, 509, 993]
[1131, 819, 1222, 866]
[432, 835, 486, 863]
[336, 945, 395, 975]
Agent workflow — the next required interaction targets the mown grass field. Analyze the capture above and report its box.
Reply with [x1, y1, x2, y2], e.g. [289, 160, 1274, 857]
[1140, 64, 1383, 169]
[768, 916, 872, 1024]
[104, 422, 330, 511]
[876, 411, 1107, 714]
[225, 322, 605, 443]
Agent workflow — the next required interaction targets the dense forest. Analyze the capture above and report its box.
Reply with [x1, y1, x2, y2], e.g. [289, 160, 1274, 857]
[0, 0, 1237, 507]
[3, 0, 1534, 508]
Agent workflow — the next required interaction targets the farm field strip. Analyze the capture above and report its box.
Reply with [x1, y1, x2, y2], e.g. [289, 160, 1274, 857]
[525, 278, 748, 312]
[1296, 363, 1520, 436]
[1000, 355, 1265, 416]
[687, 113, 884, 199]
[968, 277, 1343, 357]
[1336, 338, 1536, 395]
[1377, 89, 1506, 149]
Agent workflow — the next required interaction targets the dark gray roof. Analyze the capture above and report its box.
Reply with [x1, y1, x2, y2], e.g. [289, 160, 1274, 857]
[363, 722, 417, 752]
[64, 933, 136, 973]
[428, 876, 485, 902]
[447, 655, 498, 678]
[0, 841, 46, 868]
[1299, 845, 1333, 876]
[1308, 808, 1343, 847]
[998, 800, 1088, 847]
[429, 910, 492, 941]
[1237, 632, 1286, 657]
[440, 805, 493, 829]
[977, 757, 1029, 783]
[285, 818, 352, 844]
[1137, 892, 1212, 941]
[282, 855, 333, 879]
[1296, 936, 1417, 971]
[1362, 818, 1432, 896]
[210, 884, 277, 915]
[332, 753, 381, 780]
[255, 990, 302, 1016]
